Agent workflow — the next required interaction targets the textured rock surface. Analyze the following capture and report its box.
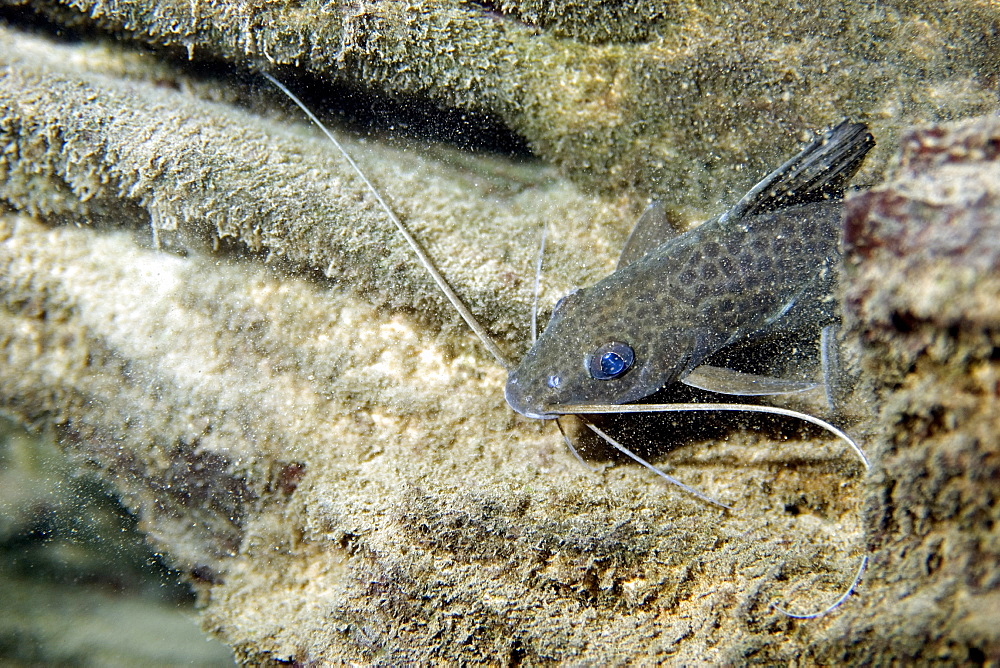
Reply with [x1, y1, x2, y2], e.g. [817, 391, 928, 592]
[0, 209, 872, 662]
[0, 3, 997, 665]
[5, 0, 998, 213]
[0, 26, 618, 344]
[840, 116, 1000, 662]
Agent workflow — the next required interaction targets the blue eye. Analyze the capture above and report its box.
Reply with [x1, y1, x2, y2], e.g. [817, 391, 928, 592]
[587, 341, 635, 380]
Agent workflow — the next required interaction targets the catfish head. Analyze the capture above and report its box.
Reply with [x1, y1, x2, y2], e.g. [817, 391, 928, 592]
[504, 282, 702, 420]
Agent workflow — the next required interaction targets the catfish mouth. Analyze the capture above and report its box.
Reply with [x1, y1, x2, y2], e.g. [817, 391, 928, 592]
[504, 372, 558, 420]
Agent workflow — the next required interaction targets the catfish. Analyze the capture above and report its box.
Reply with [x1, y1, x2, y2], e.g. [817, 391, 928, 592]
[505, 121, 875, 419]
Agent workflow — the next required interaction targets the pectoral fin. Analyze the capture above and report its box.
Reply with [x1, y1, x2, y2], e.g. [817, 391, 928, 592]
[680, 364, 819, 396]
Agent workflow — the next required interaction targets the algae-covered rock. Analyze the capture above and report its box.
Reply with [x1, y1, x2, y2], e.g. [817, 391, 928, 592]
[0, 4, 998, 665]
[840, 115, 1000, 662]
[0, 26, 622, 345]
[6, 0, 999, 215]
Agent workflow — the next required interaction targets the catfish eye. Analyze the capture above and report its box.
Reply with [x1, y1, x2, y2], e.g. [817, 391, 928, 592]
[587, 341, 635, 380]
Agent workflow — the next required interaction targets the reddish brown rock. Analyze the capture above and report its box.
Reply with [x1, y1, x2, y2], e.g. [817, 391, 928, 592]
[841, 114, 1000, 663]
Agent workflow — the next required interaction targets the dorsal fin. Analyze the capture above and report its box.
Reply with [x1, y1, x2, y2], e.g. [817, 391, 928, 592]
[721, 121, 875, 224]
[617, 200, 682, 269]
[618, 122, 874, 268]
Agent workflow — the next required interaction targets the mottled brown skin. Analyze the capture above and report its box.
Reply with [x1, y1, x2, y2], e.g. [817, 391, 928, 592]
[505, 202, 841, 417]
[506, 120, 875, 419]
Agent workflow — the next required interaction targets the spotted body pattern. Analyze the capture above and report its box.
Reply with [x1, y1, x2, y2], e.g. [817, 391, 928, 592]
[506, 122, 875, 419]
